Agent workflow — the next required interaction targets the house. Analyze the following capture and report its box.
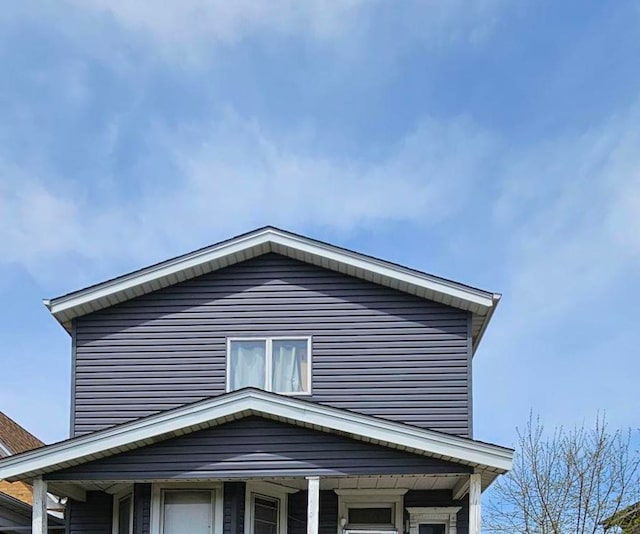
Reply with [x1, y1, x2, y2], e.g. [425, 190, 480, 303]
[0, 226, 513, 534]
[0, 412, 65, 532]
[604, 502, 640, 534]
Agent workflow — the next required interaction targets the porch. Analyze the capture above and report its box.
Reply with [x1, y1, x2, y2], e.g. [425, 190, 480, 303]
[0, 390, 511, 534]
[36, 473, 483, 534]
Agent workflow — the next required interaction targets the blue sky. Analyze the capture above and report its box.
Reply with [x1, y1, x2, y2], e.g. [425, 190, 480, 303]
[0, 1, 639, 450]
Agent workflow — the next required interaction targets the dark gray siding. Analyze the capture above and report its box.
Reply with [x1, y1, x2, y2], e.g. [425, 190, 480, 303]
[224, 482, 245, 534]
[47, 417, 470, 481]
[405, 490, 469, 534]
[74, 253, 472, 437]
[0, 493, 31, 533]
[288, 490, 338, 534]
[67, 491, 112, 534]
[133, 483, 151, 534]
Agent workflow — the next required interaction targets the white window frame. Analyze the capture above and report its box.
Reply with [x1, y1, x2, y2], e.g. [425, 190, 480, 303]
[112, 488, 134, 534]
[150, 482, 223, 534]
[336, 489, 407, 534]
[406, 507, 461, 534]
[244, 482, 292, 534]
[226, 336, 312, 395]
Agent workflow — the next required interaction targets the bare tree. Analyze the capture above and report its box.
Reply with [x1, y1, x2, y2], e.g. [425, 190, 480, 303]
[485, 414, 640, 534]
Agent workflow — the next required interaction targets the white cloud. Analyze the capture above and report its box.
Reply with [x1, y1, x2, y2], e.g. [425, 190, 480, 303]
[494, 104, 640, 327]
[155, 112, 497, 232]
[474, 100, 640, 442]
[61, 0, 510, 60]
[0, 111, 497, 285]
[68, 0, 362, 43]
[3, 96, 638, 302]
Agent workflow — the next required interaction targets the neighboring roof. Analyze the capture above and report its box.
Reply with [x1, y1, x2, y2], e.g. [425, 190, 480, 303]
[603, 501, 640, 532]
[0, 490, 32, 520]
[0, 412, 44, 456]
[0, 491, 65, 525]
[0, 480, 34, 505]
[44, 226, 501, 353]
[0, 389, 513, 492]
[0, 414, 63, 517]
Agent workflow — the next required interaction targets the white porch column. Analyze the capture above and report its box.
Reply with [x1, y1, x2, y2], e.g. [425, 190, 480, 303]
[32, 476, 48, 534]
[306, 476, 320, 534]
[469, 473, 481, 534]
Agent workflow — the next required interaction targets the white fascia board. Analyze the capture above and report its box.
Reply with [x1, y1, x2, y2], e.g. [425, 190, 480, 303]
[471, 293, 502, 353]
[268, 232, 495, 308]
[0, 390, 513, 481]
[249, 392, 513, 471]
[47, 230, 276, 316]
[47, 228, 496, 320]
[0, 440, 12, 457]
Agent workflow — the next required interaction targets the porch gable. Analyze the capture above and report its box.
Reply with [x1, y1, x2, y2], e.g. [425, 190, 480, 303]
[45, 416, 472, 482]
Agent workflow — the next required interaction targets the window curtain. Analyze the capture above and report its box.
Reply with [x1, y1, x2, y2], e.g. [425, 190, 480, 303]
[272, 343, 302, 393]
[233, 344, 265, 389]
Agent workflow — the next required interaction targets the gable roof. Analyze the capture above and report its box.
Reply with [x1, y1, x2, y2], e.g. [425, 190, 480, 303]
[44, 226, 501, 352]
[0, 412, 44, 457]
[0, 389, 513, 491]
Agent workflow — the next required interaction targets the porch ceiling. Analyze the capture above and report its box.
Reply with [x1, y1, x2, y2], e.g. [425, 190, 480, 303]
[47, 472, 496, 503]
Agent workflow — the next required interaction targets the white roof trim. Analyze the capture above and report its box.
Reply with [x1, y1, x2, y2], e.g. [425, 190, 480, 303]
[0, 389, 513, 482]
[44, 227, 500, 350]
[0, 440, 12, 457]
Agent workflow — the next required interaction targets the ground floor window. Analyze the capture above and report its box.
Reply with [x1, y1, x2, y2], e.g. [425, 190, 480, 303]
[245, 482, 291, 534]
[406, 507, 461, 534]
[150, 484, 223, 534]
[112, 492, 133, 534]
[336, 490, 406, 533]
[252, 494, 280, 534]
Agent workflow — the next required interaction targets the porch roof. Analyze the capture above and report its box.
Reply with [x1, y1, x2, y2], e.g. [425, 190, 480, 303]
[0, 389, 512, 488]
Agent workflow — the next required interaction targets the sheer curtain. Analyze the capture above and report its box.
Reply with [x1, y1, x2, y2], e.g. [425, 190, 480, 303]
[272, 341, 303, 393]
[230, 339, 308, 393]
[232, 341, 266, 390]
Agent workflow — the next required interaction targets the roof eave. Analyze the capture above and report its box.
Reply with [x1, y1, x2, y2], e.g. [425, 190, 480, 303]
[45, 228, 499, 343]
[472, 293, 502, 355]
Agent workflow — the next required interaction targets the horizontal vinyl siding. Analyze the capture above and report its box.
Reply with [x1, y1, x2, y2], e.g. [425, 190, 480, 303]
[224, 482, 245, 534]
[133, 483, 151, 534]
[67, 491, 112, 534]
[288, 490, 338, 534]
[74, 254, 471, 436]
[46, 417, 470, 481]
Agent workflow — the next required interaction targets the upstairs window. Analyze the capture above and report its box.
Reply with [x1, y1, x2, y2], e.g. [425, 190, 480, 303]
[227, 337, 311, 395]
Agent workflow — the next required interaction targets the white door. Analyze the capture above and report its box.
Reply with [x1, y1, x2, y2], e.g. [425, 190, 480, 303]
[162, 490, 213, 534]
